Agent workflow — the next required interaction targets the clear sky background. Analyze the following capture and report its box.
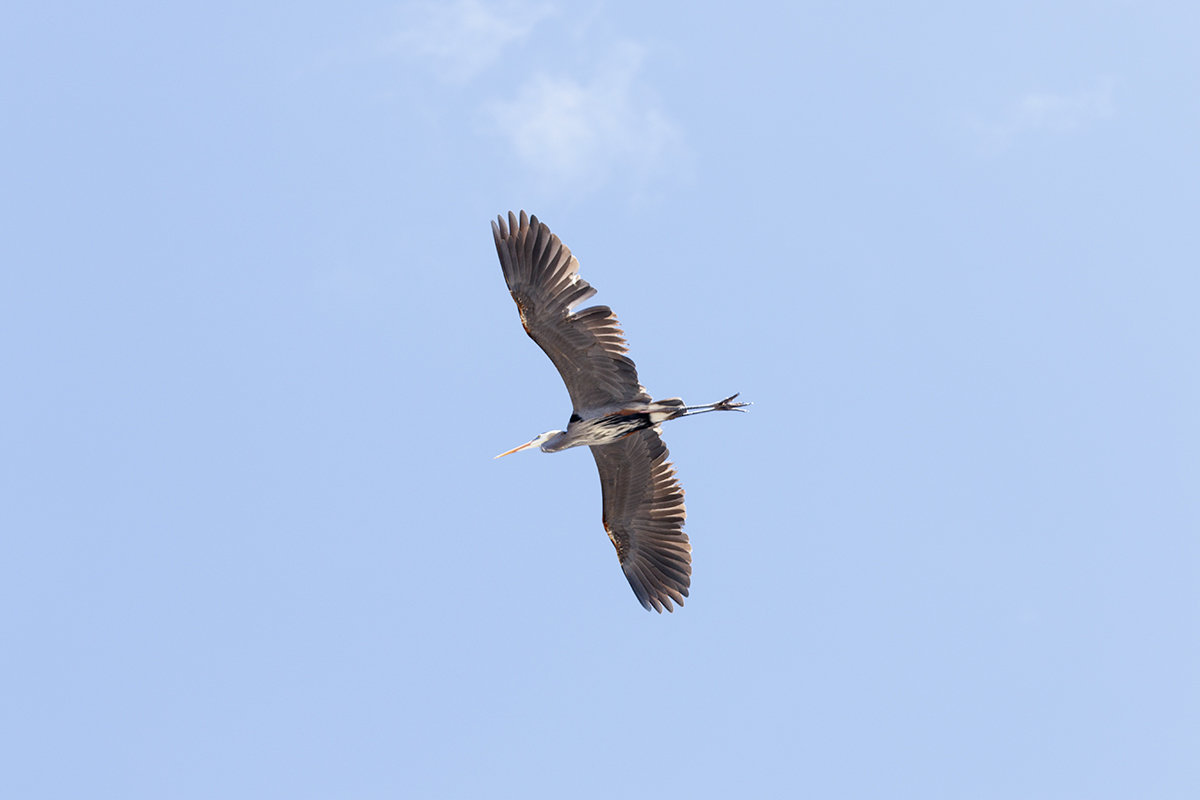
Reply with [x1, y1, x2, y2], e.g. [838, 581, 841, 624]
[3, 1, 1197, 797]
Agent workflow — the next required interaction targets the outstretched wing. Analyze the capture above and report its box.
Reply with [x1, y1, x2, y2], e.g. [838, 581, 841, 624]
[493, 210, 649, 412]
[590, 428, 690, 612]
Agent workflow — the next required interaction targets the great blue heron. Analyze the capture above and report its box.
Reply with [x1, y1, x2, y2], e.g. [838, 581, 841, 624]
[492, 211, 748, 612]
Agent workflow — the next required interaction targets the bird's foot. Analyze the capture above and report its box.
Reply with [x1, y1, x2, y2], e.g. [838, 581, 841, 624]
[715, 393, 751, 412]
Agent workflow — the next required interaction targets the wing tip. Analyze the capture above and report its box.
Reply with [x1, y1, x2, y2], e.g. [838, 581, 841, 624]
[625, 561, 690, 613]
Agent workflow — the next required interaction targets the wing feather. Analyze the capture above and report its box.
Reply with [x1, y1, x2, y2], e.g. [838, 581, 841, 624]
[493, 211, 649, 411]
[590, 428, 690, 612]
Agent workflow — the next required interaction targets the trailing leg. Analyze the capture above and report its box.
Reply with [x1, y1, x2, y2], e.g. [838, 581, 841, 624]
[679, 393, 751, 417]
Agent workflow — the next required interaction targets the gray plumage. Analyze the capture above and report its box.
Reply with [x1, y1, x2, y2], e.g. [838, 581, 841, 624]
[493, 211, 747, 612]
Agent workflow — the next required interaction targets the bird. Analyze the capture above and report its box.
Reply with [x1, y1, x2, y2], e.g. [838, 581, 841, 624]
[492, 210, 748, 612]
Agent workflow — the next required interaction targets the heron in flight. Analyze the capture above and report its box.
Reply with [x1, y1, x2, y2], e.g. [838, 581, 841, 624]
[492, 211, 748, 612]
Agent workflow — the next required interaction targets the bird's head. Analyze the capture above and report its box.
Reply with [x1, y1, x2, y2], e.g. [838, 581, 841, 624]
[494, 430, 565, 458]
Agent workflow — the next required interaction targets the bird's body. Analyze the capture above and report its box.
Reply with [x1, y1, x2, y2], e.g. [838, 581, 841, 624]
[517, 404, 669, 453]
[492, 211, 748, 612]
[498, 396, 746, 454]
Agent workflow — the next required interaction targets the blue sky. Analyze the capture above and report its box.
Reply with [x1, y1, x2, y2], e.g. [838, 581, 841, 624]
[3, 1, 1198, 797]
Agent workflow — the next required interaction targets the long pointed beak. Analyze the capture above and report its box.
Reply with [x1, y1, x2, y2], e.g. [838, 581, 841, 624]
[494, 439, 537, 459]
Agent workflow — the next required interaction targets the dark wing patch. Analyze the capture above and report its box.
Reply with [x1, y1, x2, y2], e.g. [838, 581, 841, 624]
[493, 211, 649, 411]
[590, 428, 690, 612]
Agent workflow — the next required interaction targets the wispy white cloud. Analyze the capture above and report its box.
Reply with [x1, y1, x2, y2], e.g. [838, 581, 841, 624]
[391, 0, 554, 83]
[1013, 84, 1115, 131]
[388, 3, 685, 194]
[485, 42, 685, 192]
[967, 79, 1116, 152]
